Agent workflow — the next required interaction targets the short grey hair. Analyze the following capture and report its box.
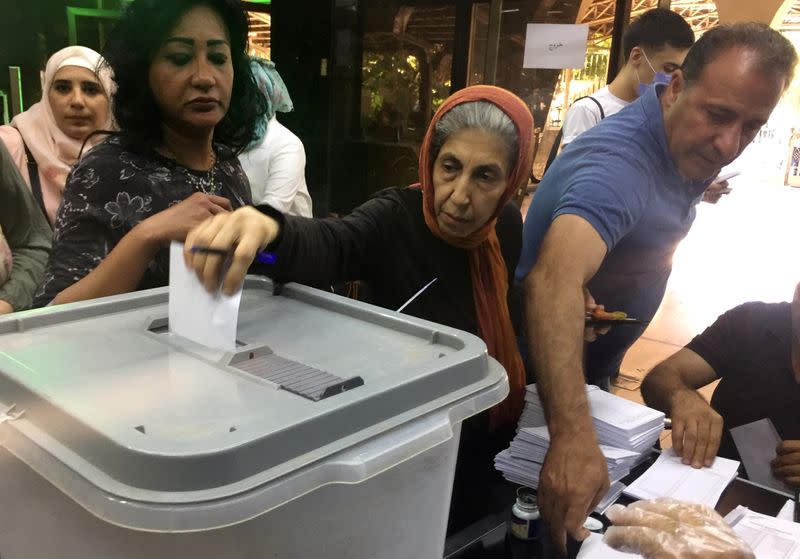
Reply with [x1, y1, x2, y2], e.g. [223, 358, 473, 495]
[430, 101, 519, 173]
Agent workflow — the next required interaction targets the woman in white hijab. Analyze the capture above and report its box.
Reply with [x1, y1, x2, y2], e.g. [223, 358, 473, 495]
[0, 46, 114, 226]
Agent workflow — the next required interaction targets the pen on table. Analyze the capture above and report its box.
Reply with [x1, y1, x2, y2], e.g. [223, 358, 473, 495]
[189, 246, 277, 265]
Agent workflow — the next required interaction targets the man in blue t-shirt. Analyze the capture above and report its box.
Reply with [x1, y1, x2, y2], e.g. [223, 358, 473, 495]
[516, 23, 797, 553]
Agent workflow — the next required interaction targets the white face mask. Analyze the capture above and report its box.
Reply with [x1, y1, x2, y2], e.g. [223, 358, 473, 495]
[636, 50, 672, 97]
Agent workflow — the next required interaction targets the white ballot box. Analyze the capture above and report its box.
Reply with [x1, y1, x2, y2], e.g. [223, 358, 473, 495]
[0, 278, 508, 558]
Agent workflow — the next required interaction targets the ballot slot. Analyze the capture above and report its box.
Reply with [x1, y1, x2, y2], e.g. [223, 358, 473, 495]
[145, 316, 246, 346]
[145, 317, 363, 401]
[227, 345, 364, 402]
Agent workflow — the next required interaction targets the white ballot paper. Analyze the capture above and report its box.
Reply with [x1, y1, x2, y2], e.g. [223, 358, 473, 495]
[168, 241, 242, 350]
[777, 499, 796, 523]
[730, 418, 788, 494]
[624, 449, 739, 507]
[725, 505, 800, 559]
[523, 24, 589, 69]
[576, 533, 642, 559]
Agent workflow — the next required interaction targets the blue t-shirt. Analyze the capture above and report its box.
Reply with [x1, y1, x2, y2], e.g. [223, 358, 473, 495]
[516, 84, 708, 382]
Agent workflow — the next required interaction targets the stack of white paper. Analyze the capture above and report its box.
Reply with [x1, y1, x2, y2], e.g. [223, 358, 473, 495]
[496, 384, 664, 513]
[595, 481, 628, 515]
[494, 451, 626, 515]
[624, 449, 740, 507]
[518, 385, 664, 453]
[509, 426, 641, 484]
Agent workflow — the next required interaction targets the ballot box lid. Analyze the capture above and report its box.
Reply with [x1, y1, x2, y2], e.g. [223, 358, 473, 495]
[0, 278, 507, 530]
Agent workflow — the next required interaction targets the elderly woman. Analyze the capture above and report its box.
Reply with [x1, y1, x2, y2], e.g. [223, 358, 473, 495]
[238, 58, 312, 217]
[0, 142, 52, 314]
[186, 84, 532, 532]
[33, 0, 266, 307]
[0, 46, 114, 226]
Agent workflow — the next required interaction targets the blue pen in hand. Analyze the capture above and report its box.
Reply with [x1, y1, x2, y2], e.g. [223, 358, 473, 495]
[189, 246, 277, 264]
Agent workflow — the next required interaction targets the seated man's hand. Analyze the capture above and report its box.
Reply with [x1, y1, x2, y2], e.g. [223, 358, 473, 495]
[702, 180, 731, 204]
[538, 433, 610, 554]
[604, 498, 754, 559]
[771, 440, 800, 487]
[0, 300, 13, 314]
[670, 390, 723, 468]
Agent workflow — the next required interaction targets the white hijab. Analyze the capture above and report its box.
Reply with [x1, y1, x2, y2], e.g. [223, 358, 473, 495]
[10, 46, 115, 198]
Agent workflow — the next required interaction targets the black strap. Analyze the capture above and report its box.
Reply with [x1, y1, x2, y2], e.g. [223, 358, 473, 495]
[22, 142, 48, 220]
[584, 95, 606, 120]
[533, 95, 606, 183]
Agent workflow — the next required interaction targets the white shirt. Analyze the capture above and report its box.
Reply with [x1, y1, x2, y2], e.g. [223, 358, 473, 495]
[238, 117, 313, 217]
[560, 86, 630, 147]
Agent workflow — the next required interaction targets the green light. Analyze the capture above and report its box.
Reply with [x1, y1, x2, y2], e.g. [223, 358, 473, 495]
[9, 67, 23, 113]
[247, 0, 271, 4]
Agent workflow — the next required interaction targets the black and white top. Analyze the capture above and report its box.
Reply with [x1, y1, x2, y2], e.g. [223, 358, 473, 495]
[33, 135, 251, 306]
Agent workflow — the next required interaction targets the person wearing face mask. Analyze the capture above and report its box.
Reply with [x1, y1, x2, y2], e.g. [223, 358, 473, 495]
[184, 85, 531, 534]
[641, 283, 800, 483]
[557, 9, 693, 152]
[516, 24, 796, 555]
[0, 46, 115, 227]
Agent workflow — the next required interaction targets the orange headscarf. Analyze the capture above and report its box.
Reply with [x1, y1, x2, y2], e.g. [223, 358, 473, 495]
[417, 85, 533, 428]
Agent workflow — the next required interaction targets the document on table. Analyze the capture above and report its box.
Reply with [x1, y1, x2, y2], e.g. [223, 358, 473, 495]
[777, 499, 796, 522]
[623, 449, 739, 506]
[576, 533, 642, 559]
[730, 418, 788, 493]
[168, 242, 242, 351]
[725, 505, 800, 559]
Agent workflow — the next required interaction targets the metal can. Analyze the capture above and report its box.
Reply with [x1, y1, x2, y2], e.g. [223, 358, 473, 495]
[510, 487, 542, 541]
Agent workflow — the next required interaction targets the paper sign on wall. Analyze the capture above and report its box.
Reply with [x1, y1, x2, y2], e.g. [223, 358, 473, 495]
[523, 24, 589, 69]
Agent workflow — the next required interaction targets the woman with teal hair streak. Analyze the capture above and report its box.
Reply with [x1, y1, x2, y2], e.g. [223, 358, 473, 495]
[238, 58, 313, 217]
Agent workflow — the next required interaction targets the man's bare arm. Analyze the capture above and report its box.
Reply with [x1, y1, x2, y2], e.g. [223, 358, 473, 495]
[524, 213, 608, 552]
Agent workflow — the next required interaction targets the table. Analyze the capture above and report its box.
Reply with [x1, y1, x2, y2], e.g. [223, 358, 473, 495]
[443, 455, 793, 559]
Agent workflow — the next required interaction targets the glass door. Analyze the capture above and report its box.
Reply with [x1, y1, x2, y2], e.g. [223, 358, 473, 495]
[469, 0, 623, 178]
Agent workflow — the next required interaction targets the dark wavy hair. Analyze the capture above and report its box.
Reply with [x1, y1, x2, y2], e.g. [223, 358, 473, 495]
[102, 0, 266, 154]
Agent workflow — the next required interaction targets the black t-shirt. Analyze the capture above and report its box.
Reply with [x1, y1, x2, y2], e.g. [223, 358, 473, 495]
[255, 187, 523, 534]
[258, 187, 523, 337]
[686, 302, 800, 461]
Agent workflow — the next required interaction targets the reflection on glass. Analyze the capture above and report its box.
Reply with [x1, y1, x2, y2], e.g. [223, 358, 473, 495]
[247, 11, 272, 59]
[468, 3, 489, 86]
[361, 3, 455, 143]
[468, 1, 603, 178]
[470, 0, 726, 179]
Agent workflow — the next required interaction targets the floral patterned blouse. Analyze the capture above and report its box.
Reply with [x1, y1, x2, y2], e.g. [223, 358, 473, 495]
[33, 135, 251, 306]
